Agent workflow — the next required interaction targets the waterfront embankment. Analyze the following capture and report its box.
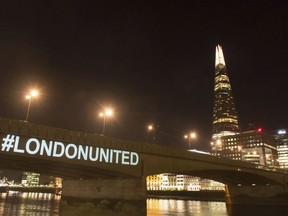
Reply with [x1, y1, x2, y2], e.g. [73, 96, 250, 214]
[147, 190, 226, 201]
[0, 186, 59, 193]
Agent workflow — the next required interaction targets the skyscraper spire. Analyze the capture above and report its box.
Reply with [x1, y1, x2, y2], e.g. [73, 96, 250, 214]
[212, 45, 240, 148]
[215, 45, 226, 66]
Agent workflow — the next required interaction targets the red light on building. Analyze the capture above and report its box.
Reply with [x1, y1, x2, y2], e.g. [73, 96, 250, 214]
[257, 128, 262, 132]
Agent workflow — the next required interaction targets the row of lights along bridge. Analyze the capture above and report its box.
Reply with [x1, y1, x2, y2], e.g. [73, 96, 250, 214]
[23, 89, 197, 147]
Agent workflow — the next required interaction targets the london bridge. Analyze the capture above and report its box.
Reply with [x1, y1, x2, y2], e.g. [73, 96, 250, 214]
[1, 117, 288, 213]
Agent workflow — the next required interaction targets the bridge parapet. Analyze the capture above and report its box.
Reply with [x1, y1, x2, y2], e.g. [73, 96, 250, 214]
[0, 118, 190, 157]
[1, 117, 288, 181]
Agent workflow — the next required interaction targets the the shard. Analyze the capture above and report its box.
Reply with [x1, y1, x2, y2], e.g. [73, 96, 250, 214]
[212, 45, 240, 149]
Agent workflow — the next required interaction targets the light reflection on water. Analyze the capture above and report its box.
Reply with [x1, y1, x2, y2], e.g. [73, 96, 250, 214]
[0, 191, 60, 216]
[146, 198, 288, 216]
[1, 193, 288, 216]
[147, 198, 228, 216]
[1, 192, 229, 216]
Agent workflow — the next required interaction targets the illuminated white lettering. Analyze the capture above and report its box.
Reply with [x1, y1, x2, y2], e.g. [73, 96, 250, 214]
[113, 150, 121, 163]
[5, 134, 140, 166]
[65, 143, 77, 159]
[109, 149, 113, 163]
[53, 141, 65, 157]
[89, 146, 99, 161]
[13, 136, 24, 153]
[78, 145, 88, 160]
[40, 140, 53, 156]
[99, 148, 109, 162]
[26, 138, 40, 155]
[130, 152, 139, 165]
[121, 151, 130, 165]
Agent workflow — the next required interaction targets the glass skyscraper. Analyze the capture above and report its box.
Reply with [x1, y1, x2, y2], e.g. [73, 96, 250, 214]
[211, 45, 240, 151]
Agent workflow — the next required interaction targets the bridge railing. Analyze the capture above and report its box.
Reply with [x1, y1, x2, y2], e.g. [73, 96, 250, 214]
[1, 118, 209, 158]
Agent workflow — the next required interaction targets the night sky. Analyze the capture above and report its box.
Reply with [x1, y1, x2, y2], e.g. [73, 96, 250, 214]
[1, 0, 288, 151]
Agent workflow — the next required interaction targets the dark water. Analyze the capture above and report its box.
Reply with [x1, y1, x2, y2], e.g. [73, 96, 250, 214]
[1, 192, 288, 215]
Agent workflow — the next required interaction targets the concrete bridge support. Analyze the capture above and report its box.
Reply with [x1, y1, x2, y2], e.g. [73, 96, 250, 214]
[61, 178, 146, 215]
[225, 185, 288, 206]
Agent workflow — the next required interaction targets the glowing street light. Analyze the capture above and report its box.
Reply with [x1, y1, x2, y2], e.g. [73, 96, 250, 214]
[147, 124, 157, 143]
[184, 132, 197, 149]
[99, 108, 114, 136]
[147, 125, 153, 131]
[25, 89, 39, 121]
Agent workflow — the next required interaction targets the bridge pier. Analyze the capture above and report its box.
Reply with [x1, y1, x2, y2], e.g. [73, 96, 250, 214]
[225, 184, 288, 206]
[60, 178, 146, 215]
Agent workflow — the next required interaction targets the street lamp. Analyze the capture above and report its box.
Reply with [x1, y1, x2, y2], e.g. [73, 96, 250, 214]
[147, 124, 156, 143]
[99, 108, 113, 136]
[184, 132, 197, 149]
[25, 90, 39, 121]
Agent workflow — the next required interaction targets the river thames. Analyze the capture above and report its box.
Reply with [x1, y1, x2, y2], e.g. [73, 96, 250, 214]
[1, 191, 288, 215]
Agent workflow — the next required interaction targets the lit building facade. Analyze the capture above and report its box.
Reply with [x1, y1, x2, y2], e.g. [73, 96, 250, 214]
[146, 174, 224, 191]
[21, 172, 40, 186]
[271, 129, 288, 169]
[21, 172, 62, 187]
[146, 174, 163, 190]
[162, 174, 201, 191]
[200, 179, 225, 191]
[211, 45, 240, 153]
[219, 130, 278, 167]
[54, 177, 63, 188]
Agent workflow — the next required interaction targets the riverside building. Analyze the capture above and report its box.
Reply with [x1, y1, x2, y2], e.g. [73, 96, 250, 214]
[271, 129, 288, 169]
[219, 130, 278, 167]
[146, 174, 224, 191]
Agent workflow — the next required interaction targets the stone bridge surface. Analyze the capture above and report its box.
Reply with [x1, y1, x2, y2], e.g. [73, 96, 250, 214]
[0, 117, 287, 187]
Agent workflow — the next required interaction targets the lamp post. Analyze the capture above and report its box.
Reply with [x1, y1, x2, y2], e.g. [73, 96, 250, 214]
[25, 90, 39, 121]
[147, 124, 156, 143]
[99, 108, 113, 136]
[184, 132, 196, 149]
